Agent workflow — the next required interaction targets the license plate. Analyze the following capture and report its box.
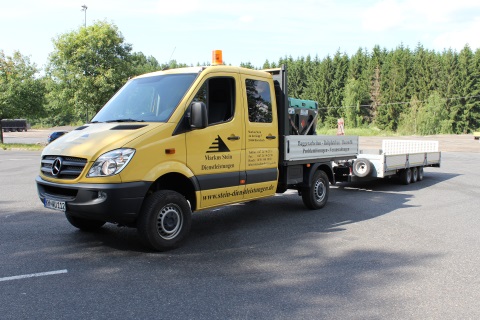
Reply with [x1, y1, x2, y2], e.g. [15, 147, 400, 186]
[44, 198, 66, 212]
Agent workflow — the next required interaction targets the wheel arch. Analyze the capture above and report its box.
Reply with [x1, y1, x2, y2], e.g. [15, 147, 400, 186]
[147, 173, 197, 211]
[305, 162, 334, 186]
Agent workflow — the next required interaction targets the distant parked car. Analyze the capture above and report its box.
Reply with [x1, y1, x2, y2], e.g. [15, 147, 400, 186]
[47, 131, 68, 144]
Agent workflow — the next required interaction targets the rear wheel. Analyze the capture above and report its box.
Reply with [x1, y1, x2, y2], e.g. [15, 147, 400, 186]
[399, 168, 412, 185]
[65, 213, 106, 231]
[417, 166, 424, 181]
[302, 170, 329, 210]
[411, 167, 418, 183]
[137, 190, 192, 251]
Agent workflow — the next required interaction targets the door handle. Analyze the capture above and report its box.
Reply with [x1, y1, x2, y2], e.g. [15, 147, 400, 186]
[228, 135, 240, 141]
[266, 135, 276, 140]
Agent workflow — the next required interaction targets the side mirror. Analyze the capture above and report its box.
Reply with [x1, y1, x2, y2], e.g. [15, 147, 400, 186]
[190, 102, 208, 129]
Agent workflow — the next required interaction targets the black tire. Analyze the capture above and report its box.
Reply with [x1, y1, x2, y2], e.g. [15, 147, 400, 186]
[411, 167, 418, 183]
[65, 212, 106, 231]
[137, 190, 192, 251]
[352, 158, 372, 177]
[399, 168, 412, 185]
[417, 166, 424, 181]
[302, 170, 329, 210]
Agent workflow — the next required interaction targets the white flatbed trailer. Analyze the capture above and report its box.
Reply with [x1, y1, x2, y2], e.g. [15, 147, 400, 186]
[334, 140, 441, 185]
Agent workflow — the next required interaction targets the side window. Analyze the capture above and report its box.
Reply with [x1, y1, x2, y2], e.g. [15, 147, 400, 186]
[193, 77, 235, 125]
[245, 79, 273, 123]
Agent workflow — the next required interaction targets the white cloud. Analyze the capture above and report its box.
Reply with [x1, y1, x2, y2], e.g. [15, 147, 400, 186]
[433, 16, 480, 51]
[238, 15, 254, 24]
[151, 0, 202, 15]
[362, 0, 480, 32]
[362, 0, 406, 31]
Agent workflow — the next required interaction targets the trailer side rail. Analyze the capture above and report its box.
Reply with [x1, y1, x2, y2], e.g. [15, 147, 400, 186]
[382, 140, 438, 155]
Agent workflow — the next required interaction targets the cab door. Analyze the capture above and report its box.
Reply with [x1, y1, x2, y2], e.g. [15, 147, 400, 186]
[185, 72, 245, 209]
[241, 74, 279, 200]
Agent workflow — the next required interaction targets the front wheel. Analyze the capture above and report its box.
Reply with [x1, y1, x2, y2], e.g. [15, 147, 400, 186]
[65, 212, 106, 231]
[137, 190, 192, 251]
[302, 170, 329, 210]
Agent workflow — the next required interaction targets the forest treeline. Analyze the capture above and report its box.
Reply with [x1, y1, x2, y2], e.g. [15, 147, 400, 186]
[1, 21, 479, 136]
[260, 45, 480, 134]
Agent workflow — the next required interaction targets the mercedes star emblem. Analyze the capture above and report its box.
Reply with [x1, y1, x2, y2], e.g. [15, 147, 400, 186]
[51, 157, 63, 176]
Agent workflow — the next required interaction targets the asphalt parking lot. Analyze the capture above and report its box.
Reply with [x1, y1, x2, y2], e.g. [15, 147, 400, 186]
[1, 143, 480, 319]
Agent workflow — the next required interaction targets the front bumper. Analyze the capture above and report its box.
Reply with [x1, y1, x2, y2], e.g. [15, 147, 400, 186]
[36, 176, 151, 224]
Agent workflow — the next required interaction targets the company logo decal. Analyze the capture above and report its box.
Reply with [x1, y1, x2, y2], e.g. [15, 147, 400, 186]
[207, 135, 230, 153]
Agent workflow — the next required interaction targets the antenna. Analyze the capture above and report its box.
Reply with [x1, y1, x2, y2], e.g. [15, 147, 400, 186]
[168, 47, 176, 62]
[161, 47, 177, 71]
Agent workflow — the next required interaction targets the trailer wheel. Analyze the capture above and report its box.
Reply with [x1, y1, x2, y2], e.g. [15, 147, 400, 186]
[302, 170, 329, 210]
[411, 167, 418, 183]
[417, 166, 424, 181]
[65, 213, 106, 231]
[399, 168, 412, 185]
[137, 190, 192, 251]
[352, 158, 372, 177]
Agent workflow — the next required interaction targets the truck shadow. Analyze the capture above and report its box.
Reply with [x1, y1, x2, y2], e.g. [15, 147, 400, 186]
[56, 171, 458, 253]
[9, 171, 456, 255]
[184, 171, 458, 252]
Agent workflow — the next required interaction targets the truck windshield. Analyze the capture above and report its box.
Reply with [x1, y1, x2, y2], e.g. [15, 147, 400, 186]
[91, 73, 198, 123]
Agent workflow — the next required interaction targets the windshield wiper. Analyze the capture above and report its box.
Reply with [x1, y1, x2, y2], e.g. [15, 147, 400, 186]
[105, 119, 145, 123]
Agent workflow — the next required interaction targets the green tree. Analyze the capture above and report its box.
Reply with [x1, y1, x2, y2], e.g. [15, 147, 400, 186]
[343, 77, 369, 128]
[344, 48, 371, 126]
[397, 96, 422, 135]
[284, 56, 306, 98]
[46, 21, 132, 124]
[327, 50, 349, 124]
[0, 50, 45, 142]
[240, 62, 255, 69]
[453, 46, 480, 133]
[437, 49, 459, 132]
[315, 55, 335, 126]
[129, 52, 161, 76]
[367, 45, 387, 123]
[416, 91, 452, 135]
[376, 44, 412, 131]
[302, 55, 324, 123]
[411, 44, 438, 102]
[471, 49, 480, 131]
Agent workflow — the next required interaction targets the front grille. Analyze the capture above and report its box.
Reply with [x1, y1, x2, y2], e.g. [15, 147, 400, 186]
[41, 184, 78, 200]
[41, 155, 87, 180]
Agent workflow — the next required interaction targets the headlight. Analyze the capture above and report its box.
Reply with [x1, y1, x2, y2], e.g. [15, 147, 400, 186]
[87, 148, 135, 177]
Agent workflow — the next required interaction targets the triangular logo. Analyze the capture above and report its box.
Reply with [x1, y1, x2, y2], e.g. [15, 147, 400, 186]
[206, 135, 230, 153]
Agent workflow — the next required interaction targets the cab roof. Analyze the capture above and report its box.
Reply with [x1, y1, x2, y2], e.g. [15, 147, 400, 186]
[133, 65, 275, 80]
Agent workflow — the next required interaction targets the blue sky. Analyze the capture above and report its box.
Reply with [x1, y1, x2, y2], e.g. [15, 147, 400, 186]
[1, 0, 480, 71]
